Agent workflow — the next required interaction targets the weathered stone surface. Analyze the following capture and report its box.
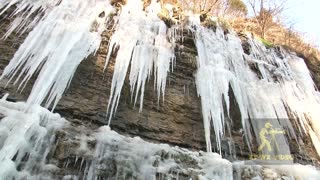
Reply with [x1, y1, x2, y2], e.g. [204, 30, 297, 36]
[0, 10, 319, 167]
[0, 13, 208, 152]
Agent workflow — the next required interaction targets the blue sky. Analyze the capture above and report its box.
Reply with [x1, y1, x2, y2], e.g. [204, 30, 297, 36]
[285, 0, 320, 46]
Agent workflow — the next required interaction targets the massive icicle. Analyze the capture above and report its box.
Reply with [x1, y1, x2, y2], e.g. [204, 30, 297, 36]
[104, 0, 175, 123]
[190, 16, 251, 153]
[0, 0, 114, 109]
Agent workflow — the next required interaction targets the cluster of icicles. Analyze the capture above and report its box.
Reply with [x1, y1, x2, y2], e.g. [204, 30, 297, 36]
[0, 0, 320, 156]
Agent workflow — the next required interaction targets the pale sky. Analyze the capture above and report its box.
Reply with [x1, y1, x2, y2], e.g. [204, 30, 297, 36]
[285, 0, 320, 46]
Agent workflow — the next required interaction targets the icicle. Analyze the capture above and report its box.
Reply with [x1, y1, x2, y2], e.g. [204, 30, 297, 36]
[0, 0, 114, 110]
[105, 0, 175, 123]
[190, 17, 250, 153]
[1, 0, 320, 159]
[0, 100, 318, 179]
[0, 0, 63, 38]
[190, 16, 319, 155]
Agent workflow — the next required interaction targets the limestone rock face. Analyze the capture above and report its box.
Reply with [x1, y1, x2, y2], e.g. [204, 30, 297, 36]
[0, 7, 319, 172]
[0, 14, 208, 151]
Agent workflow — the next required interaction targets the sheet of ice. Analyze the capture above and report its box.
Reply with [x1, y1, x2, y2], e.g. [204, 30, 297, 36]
[233, 161, 320, 180]
[271, 164, 320, 180]
[0, 0, 114, 110]
[82, 125, 233, 180]
[104, 0, 175, 123]
[284, 55, 320, 154]
[244, 40, 320, 156]
[0, 95, 66, 179]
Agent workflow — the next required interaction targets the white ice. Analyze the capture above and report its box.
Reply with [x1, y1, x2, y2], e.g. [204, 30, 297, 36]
[83, 125, 233, 180]
[0, 95, 66, 179]
[190, 15, 320, 155]
[0, 98, 232, 179]
[0, 0, 114, 110]
[0, 0, 62, 38]
[1, 0, 320, 159]
[0, 97, 319, 179]
[104, 0, 175, 123]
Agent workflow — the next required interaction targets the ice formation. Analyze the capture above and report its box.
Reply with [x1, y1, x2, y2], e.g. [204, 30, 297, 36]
[0, 98, 319, 179]
[0, 0, 320, 160]
[0, 0, 114, 110]
[0, 98, 233, 179]
[190, 16, 320, 154]
[0, 0, 62, 38]
[104, 0, 175, 122]
[84, 126, 233, 179]
[0, 95, 66, 179]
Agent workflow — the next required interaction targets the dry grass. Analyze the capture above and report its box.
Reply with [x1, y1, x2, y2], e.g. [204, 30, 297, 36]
[230, 17, 320, 89]
[230, 17, 320, 61]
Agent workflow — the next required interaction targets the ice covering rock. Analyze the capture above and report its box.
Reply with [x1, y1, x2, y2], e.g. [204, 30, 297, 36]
[83, 126, 232, 180]
[0, 98, 233, 179]
[0, 95, 66, 179]
[233, 161, 320, 180]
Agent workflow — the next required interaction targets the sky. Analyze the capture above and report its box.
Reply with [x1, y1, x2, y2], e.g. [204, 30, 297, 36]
[285, 0, 320, 46]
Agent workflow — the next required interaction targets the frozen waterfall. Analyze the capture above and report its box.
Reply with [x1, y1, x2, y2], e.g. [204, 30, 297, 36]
[0, 0, 114, 110]
[0, 98, 234, 179]
[0, 0, 320, 166]
[189, 16, 320, 154]
[104, 0, 175, 123]
[0, 98, 320, 179]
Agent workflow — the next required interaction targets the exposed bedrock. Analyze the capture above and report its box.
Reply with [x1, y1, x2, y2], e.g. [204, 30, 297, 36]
[0, 10, 319, 167]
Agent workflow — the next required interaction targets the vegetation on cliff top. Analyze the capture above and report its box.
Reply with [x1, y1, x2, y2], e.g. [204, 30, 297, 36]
[169, 0, 319, 64]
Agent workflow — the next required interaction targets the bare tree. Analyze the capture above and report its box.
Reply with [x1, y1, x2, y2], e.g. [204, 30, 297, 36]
[223, 0, 248, 18]
[179, 0, 219, 14]
[248, 0, 287, 38]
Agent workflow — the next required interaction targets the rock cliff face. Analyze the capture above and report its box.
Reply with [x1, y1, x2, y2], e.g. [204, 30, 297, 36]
[0, 8, 319, 164]
[1, 3, 320, 179]
[0, 17, 207, 149]
[0, 12, 237, 179]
